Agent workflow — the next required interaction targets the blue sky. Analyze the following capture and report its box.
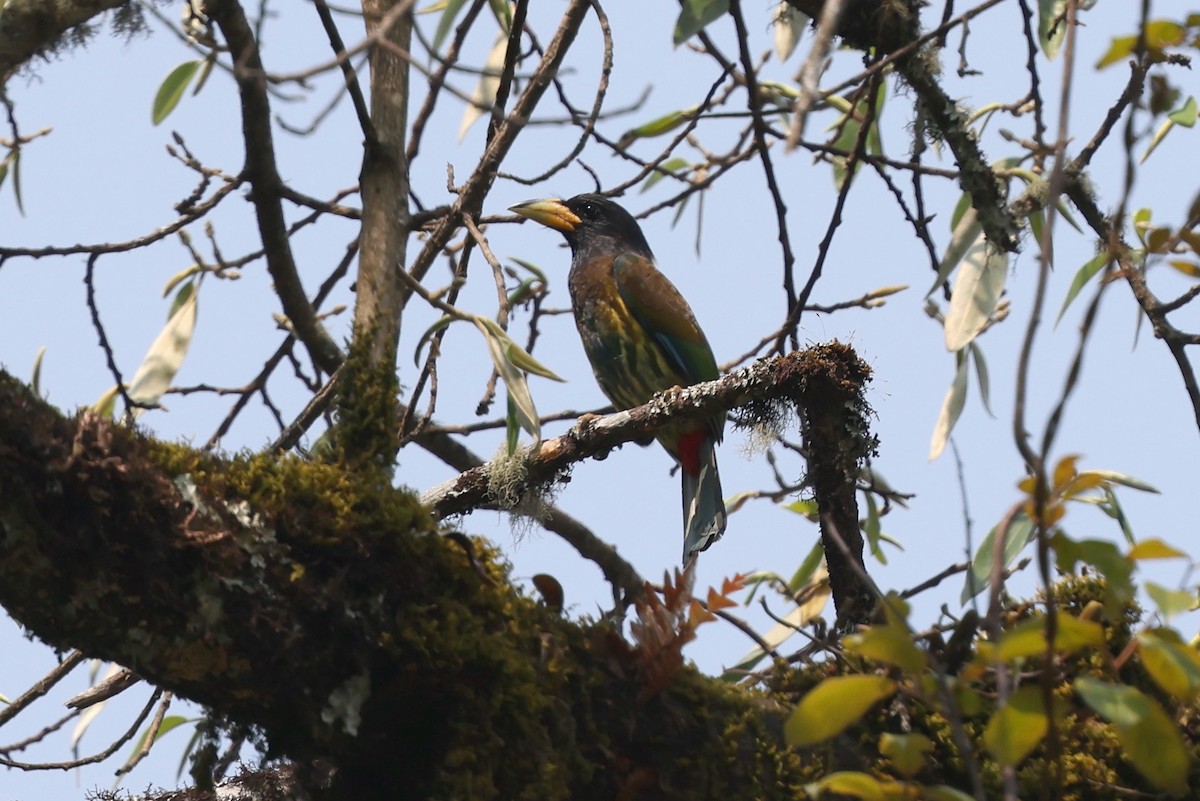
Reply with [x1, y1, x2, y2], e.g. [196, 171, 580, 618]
[2, 1, 1197, 796]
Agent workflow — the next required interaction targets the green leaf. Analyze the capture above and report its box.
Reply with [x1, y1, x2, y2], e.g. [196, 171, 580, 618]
[1038, 0, 1069, 59]
[789, 540, 825, 589]
[91, 385, 121, 418]
[1056, 250, 1111, 324]
[505, 394, 520, 455]
[502, 340, 563, 382]
[944, 236, 1007, 351]
[641, 157, 690, 192]
[995, 613, 1104, 661]
[879, 732, 933, 777]
[862, 491, 885, 564]
[618, 107, 700, 149]
[962, 511, 1034, 603]
[1144, 582, 1196, 621]
[968, 343, 993, 416]
[488, 0, 512, 32]
[926, 787, 977, 801]
[804, 772, 886, 801]
[782, 498, 819, 521]
[784, 675, 897, 747]
[123, 715, 193, 769]
[413, 315, 455, 366]
[845, 622, 925, 673]
[152, 60, 201, 126]
[827, 81, 886, 189]
[1075, 677, 1148, 727]
[1141, 96, 1197, 163]
[162, 264, 203, 299]
[673, 0, 729, 46]
[928, 350, 969, 461]
[1168, 95, 1198, 126]
[474, 317, 563, 447]
[984, 685, 1049, 765]
[1075, 677, 1190, 795]
[432, 0, 468, 52]
[1084, 469, 1159, 493]
[1138, 628, 1200, 699]
[929, 208, 983, 296]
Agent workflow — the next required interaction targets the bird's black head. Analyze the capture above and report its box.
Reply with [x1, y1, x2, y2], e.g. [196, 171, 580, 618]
[510, 193, 654, 258]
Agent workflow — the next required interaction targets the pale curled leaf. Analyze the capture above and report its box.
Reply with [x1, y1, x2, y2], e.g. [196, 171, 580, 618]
[126, 284, 200, 414]
[773, 1, 808, 61]
[929, 351, 969, 461]
[459, 34, 507, 140]
[928, 206, 982, 296]
[944, 236, 1007, 351]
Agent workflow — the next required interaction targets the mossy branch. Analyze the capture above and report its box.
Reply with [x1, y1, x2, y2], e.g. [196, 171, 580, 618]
[0, 369, 825, 800]
[423, 344, 877, 618]
[783, 0, 1020, 252]
[0, 0, 131, 82]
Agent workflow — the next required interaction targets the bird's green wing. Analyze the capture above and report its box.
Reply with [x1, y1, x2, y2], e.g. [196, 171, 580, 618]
[611, 252, 719, 386]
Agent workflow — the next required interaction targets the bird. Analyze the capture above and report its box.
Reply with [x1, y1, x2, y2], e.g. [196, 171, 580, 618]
[509, 193, 726, 563]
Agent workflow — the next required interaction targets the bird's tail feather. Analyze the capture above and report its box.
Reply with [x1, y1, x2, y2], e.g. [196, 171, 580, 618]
[681, 439, 726, 563]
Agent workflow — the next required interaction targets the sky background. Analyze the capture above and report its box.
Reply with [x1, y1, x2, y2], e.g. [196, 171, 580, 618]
[2, 1, 1197, 797]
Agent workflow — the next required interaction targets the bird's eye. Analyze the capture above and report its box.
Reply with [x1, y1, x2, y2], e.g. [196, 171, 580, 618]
[580, 202, 597, 218]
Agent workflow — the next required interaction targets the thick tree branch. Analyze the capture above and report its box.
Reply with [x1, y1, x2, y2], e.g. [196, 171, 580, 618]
[783, 0, 1020, 253]
[422, 346, 872, 515]
[0, 0, 127, 82]
[422, 344, 876, 620]
[0, 369, 819, 800]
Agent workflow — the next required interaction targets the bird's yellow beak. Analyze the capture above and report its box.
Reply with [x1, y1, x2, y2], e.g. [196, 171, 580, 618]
[509, 198, 581, 233]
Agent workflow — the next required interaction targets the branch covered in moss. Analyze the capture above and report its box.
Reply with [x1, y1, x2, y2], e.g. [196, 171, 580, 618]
[783, 0, 1020, 252]
[422, 345, 873, 517]
[0, 369, 825, 800]
[0, 0, 130, 82]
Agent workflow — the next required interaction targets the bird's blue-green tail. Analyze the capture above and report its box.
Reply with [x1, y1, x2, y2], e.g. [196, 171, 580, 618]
[681, 438, 726, 564]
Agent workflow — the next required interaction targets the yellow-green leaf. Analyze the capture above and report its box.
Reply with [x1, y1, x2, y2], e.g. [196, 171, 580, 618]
[984, 685, 1049, 766]
[995, 613, 1103, 661]
[152, 60, 201, 125]
[879, 732, 933, 777]
[845, 623, 925, 673]
[1077, 677, 1189, 795]
[784, 675, 897, 747]
[1128, 538, 1186, 560]
[804, 771, 885, 801]
[1144, 582, 1197, 620]
[1138, 628, 1200, 700]
[926, 787, 976, 801]
[618, 107, 699, 149]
